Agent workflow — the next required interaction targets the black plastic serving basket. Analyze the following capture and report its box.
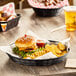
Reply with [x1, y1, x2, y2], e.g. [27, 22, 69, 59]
[27, 0, 65, 17]
[33, 7, 62, 17]
[0, 14, 21, 32]
[6, 40, 70, 66]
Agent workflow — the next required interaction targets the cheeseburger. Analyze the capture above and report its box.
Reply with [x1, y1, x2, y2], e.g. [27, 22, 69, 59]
[15, 35, 37, 52]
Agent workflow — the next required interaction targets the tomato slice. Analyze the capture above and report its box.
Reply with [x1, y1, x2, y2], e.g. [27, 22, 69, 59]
[25, 34, 27, 37]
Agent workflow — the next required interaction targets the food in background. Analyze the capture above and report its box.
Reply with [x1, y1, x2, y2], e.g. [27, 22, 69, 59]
[13, 34, 67, 59]
[1, 23, 7, 31]
[34, 0, 64, 6]
[0, 11, 10, 21]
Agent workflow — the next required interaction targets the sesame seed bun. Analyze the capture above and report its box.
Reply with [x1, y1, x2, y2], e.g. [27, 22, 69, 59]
[15, 35, 37, 51]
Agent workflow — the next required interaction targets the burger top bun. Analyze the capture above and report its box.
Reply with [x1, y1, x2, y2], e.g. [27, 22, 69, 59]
[15, 35, 37, 50]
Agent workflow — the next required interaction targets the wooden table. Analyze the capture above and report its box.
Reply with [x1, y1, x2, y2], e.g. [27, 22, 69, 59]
[0, 8, 76, 76]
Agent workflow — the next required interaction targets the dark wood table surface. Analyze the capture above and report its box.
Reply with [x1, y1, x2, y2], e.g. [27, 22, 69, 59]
[0, 8, 76, 76]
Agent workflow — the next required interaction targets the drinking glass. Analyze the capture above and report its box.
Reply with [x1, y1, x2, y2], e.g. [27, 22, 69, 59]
[64, 6, 76, 31]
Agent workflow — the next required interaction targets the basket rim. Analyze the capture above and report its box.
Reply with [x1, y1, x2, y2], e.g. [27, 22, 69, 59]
[32, 7, 63, 10]
[0, 14, 21, 23]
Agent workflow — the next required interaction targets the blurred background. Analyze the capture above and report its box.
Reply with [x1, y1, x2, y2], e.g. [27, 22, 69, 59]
[0, 0, 74, 9]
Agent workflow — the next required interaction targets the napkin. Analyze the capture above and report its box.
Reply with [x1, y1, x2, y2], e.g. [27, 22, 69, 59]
[65, 59, 76, 68]
[28, 0, 69, 9]
[26, 30, 48, 42]
[0, 46, 20, 58]
[35, 52, 57, 59]
[0, 2, 16, 18]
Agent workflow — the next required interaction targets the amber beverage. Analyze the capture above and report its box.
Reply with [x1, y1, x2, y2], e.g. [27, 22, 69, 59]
[64, 6, 76, 31]
[1, 23, 7, 31]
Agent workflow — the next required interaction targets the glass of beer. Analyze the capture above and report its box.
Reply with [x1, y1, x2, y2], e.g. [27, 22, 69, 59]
[64, 6, 76, 31]
[1, 23, 7, 32]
